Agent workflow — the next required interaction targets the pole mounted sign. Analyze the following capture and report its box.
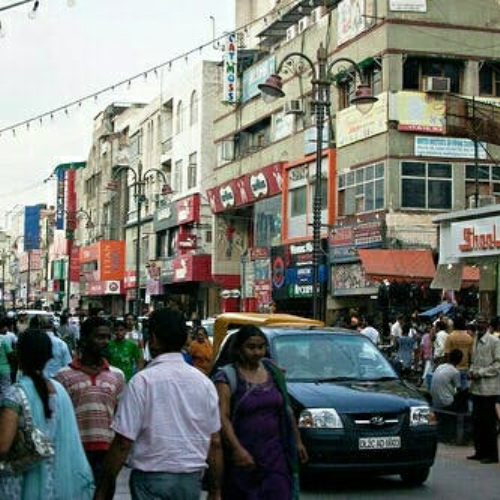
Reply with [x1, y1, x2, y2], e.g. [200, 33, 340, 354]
[223, 32, 237, 103]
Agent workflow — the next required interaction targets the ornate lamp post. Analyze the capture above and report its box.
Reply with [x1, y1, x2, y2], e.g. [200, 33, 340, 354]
[112, 163, 168, 316]
[259, 43, 377, 320]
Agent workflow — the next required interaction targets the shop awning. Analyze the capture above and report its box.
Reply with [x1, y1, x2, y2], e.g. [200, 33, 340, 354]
[358, 249, 436, 282]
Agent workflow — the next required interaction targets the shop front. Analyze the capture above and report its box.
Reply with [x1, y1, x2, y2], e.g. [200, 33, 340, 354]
[79, 240, 126, 315]
[207, 162, 284, 314]
[433, 205, 499, 319]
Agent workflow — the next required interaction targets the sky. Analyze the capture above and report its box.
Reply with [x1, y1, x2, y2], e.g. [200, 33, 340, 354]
[0, 0, 235, 226]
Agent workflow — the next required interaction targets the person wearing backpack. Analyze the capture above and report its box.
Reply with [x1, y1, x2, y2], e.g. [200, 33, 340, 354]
[213, 324, 308, 500]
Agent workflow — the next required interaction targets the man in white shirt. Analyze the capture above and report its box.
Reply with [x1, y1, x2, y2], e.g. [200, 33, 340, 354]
[390, 314, 403, 343]
[433, 320, 449, 366]
[95, 309, 221, 500]
[360, 316, 380, 345]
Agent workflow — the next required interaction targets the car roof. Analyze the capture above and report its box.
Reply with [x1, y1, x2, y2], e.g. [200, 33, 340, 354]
[212, 312, 324, 352]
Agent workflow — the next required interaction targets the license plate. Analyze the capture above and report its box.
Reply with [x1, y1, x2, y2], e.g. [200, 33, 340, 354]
[359, 437, 401, 450]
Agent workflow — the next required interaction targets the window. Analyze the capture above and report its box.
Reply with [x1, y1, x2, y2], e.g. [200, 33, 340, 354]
[174, 159, 183, 192]
[465, 163, 500, 197]
[130, 132, 142, 159]
[290, 187, 307, 217]
[156, 230, 167, 259]
[188, 152, 197, 189]
[167, 228, 178, 257]
[401, 161, 452, 209]
[217, 139, 235, 166]
[254, 196, 282, 247]
[403, 58, 462, 93]
[190, 91, 199, 126]
[338, 163, 385, 216]
[176, 101, 184, 134]
[479, 62, 500, 97]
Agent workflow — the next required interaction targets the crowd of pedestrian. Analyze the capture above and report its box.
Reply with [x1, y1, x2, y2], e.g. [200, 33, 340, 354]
[0, 304, 499, 498]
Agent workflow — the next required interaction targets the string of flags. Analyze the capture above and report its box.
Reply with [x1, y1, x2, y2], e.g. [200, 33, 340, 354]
[0, 0, 306, 140]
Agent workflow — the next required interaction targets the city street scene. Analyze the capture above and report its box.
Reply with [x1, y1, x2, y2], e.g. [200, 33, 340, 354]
[1, 0, 500, 499]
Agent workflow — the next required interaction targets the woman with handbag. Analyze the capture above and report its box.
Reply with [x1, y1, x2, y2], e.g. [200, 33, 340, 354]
[0, 329, 95, 500]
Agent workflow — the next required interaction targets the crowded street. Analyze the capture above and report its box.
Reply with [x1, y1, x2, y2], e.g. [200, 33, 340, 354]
[3, 0, 500, 499]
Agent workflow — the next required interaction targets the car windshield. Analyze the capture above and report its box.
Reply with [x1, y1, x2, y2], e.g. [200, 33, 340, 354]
[272, 333, 397, 382]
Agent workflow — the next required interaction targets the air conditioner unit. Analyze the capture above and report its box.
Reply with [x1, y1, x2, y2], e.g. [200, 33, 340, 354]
[468, 194, 496, 209]
[298, 16, 310, 34]
[286, 25, 297, 42]
[422, 76, 451, 93]
[310, 6, 327, 24]
[283, 99, 304, 115]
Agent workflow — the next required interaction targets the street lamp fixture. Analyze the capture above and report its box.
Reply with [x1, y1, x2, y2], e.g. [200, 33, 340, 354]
[112, 163, 169, 316]
[259, 43, 377, 320]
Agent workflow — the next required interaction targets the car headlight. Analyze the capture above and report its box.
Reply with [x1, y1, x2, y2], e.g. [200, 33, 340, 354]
[409, 406, 436, 426]
[298, 408, 344, 429]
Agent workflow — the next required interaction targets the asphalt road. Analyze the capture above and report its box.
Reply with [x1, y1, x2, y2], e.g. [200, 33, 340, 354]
[114, 442, 500, 499]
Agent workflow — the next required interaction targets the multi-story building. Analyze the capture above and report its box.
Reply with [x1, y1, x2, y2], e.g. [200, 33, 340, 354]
[74, 59, 225, 318]
[210, 0, 500, 324]
[75, 103, 145, 315]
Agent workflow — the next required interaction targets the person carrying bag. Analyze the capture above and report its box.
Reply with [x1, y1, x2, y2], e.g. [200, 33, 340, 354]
[0, 329, 95, 500]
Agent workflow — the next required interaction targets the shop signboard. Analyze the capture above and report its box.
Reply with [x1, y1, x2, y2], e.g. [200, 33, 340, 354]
[450, 215, 500, 259]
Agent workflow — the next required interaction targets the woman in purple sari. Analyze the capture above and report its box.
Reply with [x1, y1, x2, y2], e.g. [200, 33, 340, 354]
[213, 325, 308, 500]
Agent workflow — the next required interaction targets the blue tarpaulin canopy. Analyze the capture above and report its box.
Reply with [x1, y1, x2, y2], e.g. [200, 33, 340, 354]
[419, 302, 455, 318]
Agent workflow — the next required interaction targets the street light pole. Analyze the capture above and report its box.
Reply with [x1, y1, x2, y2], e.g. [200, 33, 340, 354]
[259, 43, 377, 320]
[112, 163, 167, 316]
[0, 255, 6, 311]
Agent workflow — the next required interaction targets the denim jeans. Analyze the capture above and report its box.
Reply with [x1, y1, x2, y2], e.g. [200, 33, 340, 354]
[129, 469, 203, 500]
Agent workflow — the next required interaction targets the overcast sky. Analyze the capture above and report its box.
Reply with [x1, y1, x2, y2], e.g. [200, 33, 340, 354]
[0, 0, 234, 224]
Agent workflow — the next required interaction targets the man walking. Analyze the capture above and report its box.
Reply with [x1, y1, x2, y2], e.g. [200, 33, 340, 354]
[105, 320, 144, 381]
[55, 316, 125, 494]
[444, 313, 473, 388]
[467, 318, 500, 464]
[95, 309, 221, 500]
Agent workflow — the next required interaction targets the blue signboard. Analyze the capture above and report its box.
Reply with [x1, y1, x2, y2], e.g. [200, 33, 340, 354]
[24, 205, 41, 250]
[241, 56, 276, 103]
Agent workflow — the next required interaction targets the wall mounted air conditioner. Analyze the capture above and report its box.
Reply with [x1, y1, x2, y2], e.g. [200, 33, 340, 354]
[286, 25, 297, 42]
[284, 99, 304, 115]
[468, 194, 496, 209]
[310, 6, 327, 24]
[422, 76, 451, 93]
[298, 16, 310, 34]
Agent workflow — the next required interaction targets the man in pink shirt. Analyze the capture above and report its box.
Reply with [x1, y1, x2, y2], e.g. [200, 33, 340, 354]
[55, 316, 125, 498]
[95, 309, 221, 500]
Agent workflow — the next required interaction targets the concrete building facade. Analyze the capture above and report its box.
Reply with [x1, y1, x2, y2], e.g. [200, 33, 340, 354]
[209, 0, 500, 325]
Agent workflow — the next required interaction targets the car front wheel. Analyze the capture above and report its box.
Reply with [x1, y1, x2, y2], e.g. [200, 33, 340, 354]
[400, 467, 430, 486]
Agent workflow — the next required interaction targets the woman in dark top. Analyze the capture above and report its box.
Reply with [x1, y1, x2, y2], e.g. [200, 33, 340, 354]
[213, 325, 307, 500]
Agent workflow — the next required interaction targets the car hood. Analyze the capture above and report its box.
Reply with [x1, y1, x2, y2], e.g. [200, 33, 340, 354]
[287, 379, 427, 412]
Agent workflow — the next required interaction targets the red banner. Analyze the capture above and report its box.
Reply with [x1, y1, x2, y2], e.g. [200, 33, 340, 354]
[173, 254, 211, 282]
[206, 162, 284, 213]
